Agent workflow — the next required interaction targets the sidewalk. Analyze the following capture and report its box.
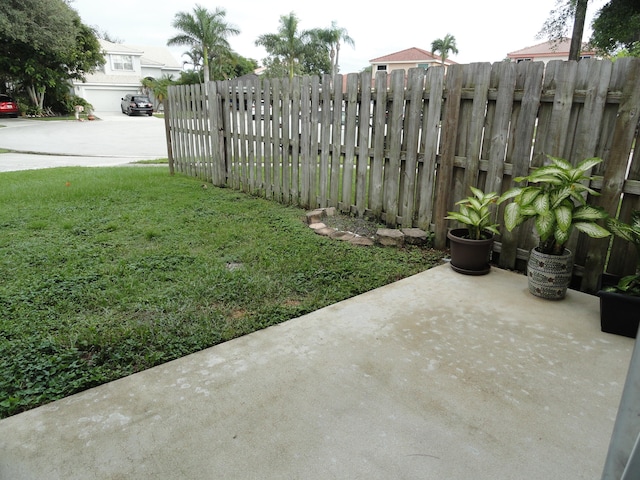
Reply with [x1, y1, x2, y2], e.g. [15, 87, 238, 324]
[0, 152, 153, 172]
[0, 264, 633, 479]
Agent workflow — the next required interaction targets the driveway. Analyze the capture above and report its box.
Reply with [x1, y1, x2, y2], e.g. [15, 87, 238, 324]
[0, 112, 168, 172]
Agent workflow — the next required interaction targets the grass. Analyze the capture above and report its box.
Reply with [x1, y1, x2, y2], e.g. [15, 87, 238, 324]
[0, 167, 444, 418]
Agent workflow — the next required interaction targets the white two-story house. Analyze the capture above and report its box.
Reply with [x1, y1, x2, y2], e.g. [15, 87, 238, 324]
[71, 39, 182, 112]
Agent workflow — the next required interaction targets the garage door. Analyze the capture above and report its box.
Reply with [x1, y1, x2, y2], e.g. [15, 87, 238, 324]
[78, 87, 140, 113]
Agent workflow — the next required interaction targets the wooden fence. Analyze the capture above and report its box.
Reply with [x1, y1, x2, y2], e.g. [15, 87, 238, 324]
[165, 58, 640, 293]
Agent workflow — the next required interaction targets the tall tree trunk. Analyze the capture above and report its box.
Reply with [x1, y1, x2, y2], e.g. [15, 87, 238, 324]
[26, 85, 45, 110]
[569, 0, 588, 61]
[202, 45, 211, 84]
[330, 46, 336, 77]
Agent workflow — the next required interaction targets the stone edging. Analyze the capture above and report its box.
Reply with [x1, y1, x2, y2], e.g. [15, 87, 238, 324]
[305, 208, 429, 247]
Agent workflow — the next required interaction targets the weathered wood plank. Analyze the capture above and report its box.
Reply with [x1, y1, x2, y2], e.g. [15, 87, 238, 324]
[263, 79, 273, 199]
[399, 68, 424, 227]
[245, 78, 256, 192]
[537, 60, 578, 161]
[329, 74, 343, 208]
[484, 62, 515, 195]
[271, 77, 283, 201]
[498, 61, 544, 269]
[236, 81, 249, 189]
[384, 70, 405, 224]
[280, 77, 291, 202]
[434, 64, 464, 249]
[186, 85, 198, 178]
[571, 60, 613, 273]
[308, 76, 320, 207]
[369, 71, 387, 217]
[606, 129, 640, 275]
[299, 76, 312, 208]
[583, 58, 640, 291]
[341, 73, 359, 213]
[208, 81, 226, 186]
[318, 74, 332, 208]
[356, 70, 372, 216]
[416, 66, 444, 230]
[461, 63, 491, 193]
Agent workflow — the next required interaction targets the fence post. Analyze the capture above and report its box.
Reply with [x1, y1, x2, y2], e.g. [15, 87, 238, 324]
[163, 99, 174, 176]
[601, 330, 640, 479]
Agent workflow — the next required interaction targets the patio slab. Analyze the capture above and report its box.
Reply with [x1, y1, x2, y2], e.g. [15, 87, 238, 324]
[0, 264, 634, 479]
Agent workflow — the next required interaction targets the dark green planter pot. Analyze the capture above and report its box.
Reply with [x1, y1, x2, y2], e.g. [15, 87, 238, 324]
[447, 228, 494, 276]
[597, 275, 640, 338]
[527, 248, 573, 300]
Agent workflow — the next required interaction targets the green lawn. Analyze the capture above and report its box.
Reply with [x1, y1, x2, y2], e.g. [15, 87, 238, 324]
[0, 167, 444, 418]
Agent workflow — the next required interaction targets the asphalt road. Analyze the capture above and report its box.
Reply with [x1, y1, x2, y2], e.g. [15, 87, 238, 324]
[0, 112, 169, 172]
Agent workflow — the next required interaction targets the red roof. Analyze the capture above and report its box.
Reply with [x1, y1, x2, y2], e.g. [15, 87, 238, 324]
[507, 38, 595, 58]
[370, 47, 457, 64]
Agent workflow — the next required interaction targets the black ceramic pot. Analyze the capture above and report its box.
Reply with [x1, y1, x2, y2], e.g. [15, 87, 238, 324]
[447, 228, 494, 276]
[597, 275, 640, 338]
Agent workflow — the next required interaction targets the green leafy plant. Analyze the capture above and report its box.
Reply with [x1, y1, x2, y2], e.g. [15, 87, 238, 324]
[446, 186, 500, 240]
[606, 210, 640, 296]
[498, 156, 610, 255]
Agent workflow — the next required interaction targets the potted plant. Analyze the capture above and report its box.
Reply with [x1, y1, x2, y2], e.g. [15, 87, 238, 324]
[445, 186, 500, 275]
[498, 156, 610, 299]
[597, 210, 640, 338]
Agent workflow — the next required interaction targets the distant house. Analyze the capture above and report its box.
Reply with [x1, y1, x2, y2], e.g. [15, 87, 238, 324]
[506, 38, 597, 64]
[369, 47, 457, 75]
[71, 39, 182, 112]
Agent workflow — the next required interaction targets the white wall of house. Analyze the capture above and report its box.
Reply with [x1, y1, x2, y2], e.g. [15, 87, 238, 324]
[71, 40, 181, 112]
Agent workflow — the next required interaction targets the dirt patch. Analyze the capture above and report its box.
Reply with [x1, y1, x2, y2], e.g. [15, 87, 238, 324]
[322, 213, 385, 239]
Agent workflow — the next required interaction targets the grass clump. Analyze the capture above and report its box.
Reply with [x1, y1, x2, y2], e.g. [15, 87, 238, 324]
[0, 167, 444, 418]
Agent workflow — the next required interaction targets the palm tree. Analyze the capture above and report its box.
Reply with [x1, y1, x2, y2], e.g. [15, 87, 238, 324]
[182, 47, 203, 71]
[313, 21, 355, 76]
[167, 5, 239, 84]
[141, 75, 175, 110]
[255, 12, 309, 80]
[431, 33, 459, 66]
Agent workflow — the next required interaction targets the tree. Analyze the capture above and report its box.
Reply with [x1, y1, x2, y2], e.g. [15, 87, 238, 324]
[141, 75, 175, 109]
[231, 55, 259, 78]
[431, 34, 459, 66]
[92, 28, 124, 45]
[590, 0, 640, 56]
[0, 0, 104, 111]
[538, 0, 590, 61]
[182, 47, 204, 72]
[311, 21, 354, 76]
[167, 5, 240, 84]
[569, 0, 588, 60]
[255, 12, 312, 79]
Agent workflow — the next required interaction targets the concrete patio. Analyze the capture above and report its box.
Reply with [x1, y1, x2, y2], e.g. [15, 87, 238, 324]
[0, 264, 634, 479]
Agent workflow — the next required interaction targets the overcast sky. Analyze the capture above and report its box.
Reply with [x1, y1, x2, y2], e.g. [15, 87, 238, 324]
[69, 0, 608, 73]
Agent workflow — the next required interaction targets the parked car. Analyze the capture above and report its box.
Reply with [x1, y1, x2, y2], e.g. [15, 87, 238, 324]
[120, 94, 153, 116]
[0, 94, 19, 118]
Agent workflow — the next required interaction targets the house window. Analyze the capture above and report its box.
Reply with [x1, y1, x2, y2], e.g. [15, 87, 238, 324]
[376, 65, 387, 71]
[516, 58, 532, 63]
[111, 55, 133, 71]
[417, 63, 429, 70]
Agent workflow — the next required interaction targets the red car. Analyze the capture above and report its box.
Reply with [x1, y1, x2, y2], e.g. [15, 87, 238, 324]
[0, 94, 19, 118]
